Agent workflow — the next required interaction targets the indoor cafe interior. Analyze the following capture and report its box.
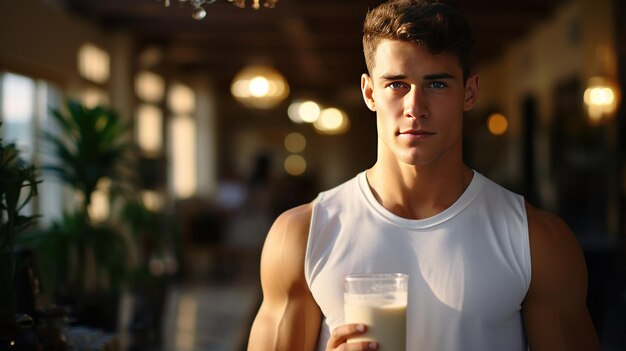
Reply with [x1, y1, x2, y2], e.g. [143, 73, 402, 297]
[0, 0, 624, 350]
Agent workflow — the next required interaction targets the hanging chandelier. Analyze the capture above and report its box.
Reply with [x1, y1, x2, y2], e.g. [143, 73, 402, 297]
[163, 0, 278, 20]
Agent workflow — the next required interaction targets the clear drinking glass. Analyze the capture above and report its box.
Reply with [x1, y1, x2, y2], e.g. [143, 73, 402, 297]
[344, 273, 408, 351]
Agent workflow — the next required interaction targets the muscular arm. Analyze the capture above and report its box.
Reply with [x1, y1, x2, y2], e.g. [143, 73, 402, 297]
[248, 203, 322, 351]
[522, 203, 599, 351]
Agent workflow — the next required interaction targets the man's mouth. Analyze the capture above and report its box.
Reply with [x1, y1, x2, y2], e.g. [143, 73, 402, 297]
[398, 129, 436, 138]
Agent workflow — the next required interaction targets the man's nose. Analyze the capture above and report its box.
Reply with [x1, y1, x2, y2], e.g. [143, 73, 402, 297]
[404, 86, 428, 119]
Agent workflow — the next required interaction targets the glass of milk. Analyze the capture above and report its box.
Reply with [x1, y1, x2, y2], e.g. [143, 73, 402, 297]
[344, 273, 408, 351]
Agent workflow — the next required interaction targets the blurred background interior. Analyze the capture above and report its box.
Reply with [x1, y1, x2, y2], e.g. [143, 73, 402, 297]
[0, 0, 625, 350]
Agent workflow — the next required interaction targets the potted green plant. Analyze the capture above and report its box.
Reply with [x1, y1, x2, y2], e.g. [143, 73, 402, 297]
[28, 100, 135, 320]
[0, 124, 40, 345]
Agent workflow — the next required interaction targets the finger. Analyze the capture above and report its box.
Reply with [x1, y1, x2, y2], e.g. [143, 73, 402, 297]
[328, 324, 367, 347]
[333, 341, 379, 351]
[343, 341, 379, 351]
[327, 324, 380, 351]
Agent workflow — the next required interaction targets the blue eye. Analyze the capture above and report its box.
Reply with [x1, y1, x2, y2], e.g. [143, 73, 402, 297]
[428, 81, 447, 89]
[388, 82, 405, 89]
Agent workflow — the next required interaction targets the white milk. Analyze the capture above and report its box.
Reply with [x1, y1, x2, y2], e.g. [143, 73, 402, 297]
[344, 293, 407, 351]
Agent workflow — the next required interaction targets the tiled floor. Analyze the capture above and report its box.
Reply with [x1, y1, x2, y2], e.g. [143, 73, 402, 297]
[110, 244, 263, 351]
[160, 283, 259, 351]
[155, 244, 262, 351]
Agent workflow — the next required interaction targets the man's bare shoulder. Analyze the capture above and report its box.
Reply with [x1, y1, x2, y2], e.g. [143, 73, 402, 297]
[524, 201, 587, 299]
[525, 202, 582, 258]
[273, 202, 314, 232]
[267, 202, 314, 248]
[261, 202, 314, 286]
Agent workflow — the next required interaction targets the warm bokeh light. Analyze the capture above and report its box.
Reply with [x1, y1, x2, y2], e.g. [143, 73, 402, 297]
[587, 87, 615, 105]
[249, 76, 270, 97]
[168, 83, 196, 114]
[284, 154, 307, 176]
[284, 132, 306, 153]
[141, 190, 163, 212]
[584, 76, 620, 123]
[171, 115, 197, 199]
[319, 108, 343, 129]
[299, 101, 322, 123]
[135, 71, 165, 103]
[136, 104, 163, 155]
[313, 107, 350, 135]
[231, 65, 289, 109]
[81, 87, 109, 108]
[487, 113, 508, 136]
[288, 100, 322, 123]
[78, 42, 110, 84]
[287, 101, 304, 123]
[88, 178, 111, 223]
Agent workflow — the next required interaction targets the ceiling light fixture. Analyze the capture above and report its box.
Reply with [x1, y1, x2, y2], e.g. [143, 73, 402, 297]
[231, 65, 289, 109]
[583, 46, 621, 125]
[163, 0, 278, 20]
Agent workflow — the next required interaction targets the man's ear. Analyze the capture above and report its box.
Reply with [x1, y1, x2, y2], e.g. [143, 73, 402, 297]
[463, 74, 479, 111]
[361, 73, 376, 111]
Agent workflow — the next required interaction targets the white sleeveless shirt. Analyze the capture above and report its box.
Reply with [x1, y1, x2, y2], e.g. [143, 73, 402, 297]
[305, 170, 531, 351]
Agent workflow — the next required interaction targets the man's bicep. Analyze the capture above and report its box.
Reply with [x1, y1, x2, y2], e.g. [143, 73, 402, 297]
[523, 204, 599, 351]
[249, 294, 321, 350]
[248, 205, 322, 351]
[523, 276, 598, 351]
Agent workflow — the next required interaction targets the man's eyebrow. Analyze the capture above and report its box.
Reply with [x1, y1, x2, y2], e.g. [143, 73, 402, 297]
[423, 73, 456, 80]
[379, 74, 407, 81]
[378, 73, 457, 81]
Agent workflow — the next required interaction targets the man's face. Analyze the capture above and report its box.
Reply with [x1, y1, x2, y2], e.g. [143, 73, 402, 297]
[361, 39, 478, 168]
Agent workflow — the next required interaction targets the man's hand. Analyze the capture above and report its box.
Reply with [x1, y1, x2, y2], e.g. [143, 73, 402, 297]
[326, 324, 379, 351]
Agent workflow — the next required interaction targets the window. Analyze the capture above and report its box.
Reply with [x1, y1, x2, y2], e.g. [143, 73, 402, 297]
[2, 73, 36, 159]
[1, 72, 64, 224]
[167, 82, 197, 199]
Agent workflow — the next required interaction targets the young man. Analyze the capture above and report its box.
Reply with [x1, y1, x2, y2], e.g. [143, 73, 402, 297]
[247, 0, 599, 350]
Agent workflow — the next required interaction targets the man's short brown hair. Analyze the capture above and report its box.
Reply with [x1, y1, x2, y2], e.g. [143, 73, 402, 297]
[363, 0, 475, 82]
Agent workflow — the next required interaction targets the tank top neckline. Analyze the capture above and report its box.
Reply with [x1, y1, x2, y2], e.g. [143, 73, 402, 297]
[356, 169, 484, 229]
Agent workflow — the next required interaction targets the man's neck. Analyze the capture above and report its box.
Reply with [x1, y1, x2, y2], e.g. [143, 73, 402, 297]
[366, 161, 473, 220]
